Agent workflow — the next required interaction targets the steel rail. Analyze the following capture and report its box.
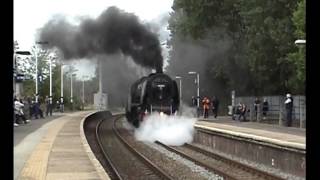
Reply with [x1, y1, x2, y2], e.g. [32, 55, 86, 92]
[96, 115, 123, 180]
[155, 141, 236, 180]
[184, 143, 284, 180]
[113, 117, 174, 180]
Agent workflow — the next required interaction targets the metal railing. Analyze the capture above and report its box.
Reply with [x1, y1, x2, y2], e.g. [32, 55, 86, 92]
[235, 95, 305, 128]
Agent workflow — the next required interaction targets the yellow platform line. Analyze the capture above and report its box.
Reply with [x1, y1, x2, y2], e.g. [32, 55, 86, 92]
[18, 116, 71, 180]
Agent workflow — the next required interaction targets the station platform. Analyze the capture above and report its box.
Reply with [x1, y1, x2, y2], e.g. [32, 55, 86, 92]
[15, 111, 305, 179]
[194, 116, 306, 178]
[15, 111, 110, 180]
[195, 116, 305, 150]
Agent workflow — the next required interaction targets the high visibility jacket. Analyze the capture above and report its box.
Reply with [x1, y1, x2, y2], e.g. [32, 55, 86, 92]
[202, 98, 210, 110]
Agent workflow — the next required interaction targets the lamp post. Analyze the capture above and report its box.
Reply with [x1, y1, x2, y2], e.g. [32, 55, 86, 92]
[70, 73, 76, 110]
[60, 62, 65, 112]
[71, 73, 73, 104]
[34, 46, 39, 103]
[47, 55, 57, 115]
[68, 64, 78, 111]
[49, 56, 54, 113]
[188, 71, 200, 108]
[98, 60, 103, 110]
[294, 39, 306, 128]
[175, 76, 182, 103]
[82, 75, 88, 110]
[188, 71, 200, 117]
[48, 56, 53, 116]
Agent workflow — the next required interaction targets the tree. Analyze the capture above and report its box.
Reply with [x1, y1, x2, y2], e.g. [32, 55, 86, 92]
[167, 0, 254, 103]
[19, 46, 59, 98]
[239, 0, 298, 94]
[286, 0, 305, 93]
[167, 0, 302, 98]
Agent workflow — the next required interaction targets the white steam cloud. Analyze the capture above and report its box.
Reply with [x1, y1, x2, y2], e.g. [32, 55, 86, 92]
[134, 111, 197, 146]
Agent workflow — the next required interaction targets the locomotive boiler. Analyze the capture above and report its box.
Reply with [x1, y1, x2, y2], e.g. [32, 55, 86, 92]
[125, 72, 180, 127]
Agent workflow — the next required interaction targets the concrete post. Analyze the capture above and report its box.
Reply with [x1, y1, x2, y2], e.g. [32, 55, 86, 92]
[231, 90, 235, 107]
[279, 102, 283, 126]
[82, 78, 85, 110]
[60, 64, 64, 112]
[197, 73, 200, 109]
[179, 78, 182, 103]
[70, 73, 73, 111]
[49, 58, 52, 115]
[257, 104, 261, 122]
[299, 97, 303, 128]
[35, 47, 38, 103]
[249, 104, 253, 121]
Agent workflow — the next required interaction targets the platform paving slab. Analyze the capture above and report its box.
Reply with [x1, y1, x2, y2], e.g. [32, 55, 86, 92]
[196, 116, 305, 149]
[17, 111, 110, 180]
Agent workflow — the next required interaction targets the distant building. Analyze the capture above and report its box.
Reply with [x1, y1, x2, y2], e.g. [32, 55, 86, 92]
[94, 92, 108, 110]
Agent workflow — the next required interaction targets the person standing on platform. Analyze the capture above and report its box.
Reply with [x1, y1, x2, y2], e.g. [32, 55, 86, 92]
[14, 98, 30, 125]
[211, 96, 219, 118]
[238, 102, 247, 122]
[262, 98, 269, 120]
[32, 100, 39, 119]
[191, 96, 197, 107]
[56, 101, 60, 112]
[27, 97, 33, 120]
[34, 97, 44, 119]
[285, 93, 293, 127]
[202, 96, 210, 118]
[232, 103, 240, 121]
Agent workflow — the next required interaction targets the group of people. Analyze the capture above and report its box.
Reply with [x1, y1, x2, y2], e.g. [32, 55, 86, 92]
[192, 96, 219, 119]
[232, 102, 248, 121]
[13, 95, 61, 127]
[231, 93, 294, 127]
[232, 98, 270, 122]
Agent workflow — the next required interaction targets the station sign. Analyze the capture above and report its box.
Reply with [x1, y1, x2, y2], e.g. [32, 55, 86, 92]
[15, 74, 25, 82]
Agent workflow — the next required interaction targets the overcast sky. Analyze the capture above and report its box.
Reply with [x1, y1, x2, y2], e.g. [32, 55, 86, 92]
[14, 0, 173, 78]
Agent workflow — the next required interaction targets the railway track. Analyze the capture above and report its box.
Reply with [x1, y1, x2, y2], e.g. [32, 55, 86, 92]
[96, 115, 174, 180]
[85, 113, 286, 179]
[155, 141, 284, 180]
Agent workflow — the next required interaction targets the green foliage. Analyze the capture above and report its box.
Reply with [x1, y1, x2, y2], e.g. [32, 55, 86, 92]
[168, 0, 305, 96]
[21, 80, 35, 97]
[171, 0, 243, 39]
[286, 0, 305, 94]
[15, 41, 99, 109]
[241, 0, 298, 94]
[292, 0, 305, 39]
[38, 64, 61, 101]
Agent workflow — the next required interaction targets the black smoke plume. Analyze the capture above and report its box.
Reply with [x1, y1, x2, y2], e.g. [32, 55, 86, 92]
[39, 6, 163, 73]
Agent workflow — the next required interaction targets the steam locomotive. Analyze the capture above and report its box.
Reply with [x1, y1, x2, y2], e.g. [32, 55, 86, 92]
[125, 72, 180, 127]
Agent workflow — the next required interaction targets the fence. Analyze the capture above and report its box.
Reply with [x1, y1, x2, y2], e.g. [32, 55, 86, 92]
[234, 95, 305, 128]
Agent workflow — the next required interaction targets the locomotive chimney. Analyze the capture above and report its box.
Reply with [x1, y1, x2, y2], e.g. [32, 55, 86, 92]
[156, 67, 163, 73]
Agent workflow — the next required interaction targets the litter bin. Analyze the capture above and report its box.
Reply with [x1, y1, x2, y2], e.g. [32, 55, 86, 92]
[228, 105, 233, 115]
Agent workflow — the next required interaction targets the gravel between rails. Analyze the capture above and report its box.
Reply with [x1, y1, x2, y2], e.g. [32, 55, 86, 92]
[117, 118, 224, 180]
